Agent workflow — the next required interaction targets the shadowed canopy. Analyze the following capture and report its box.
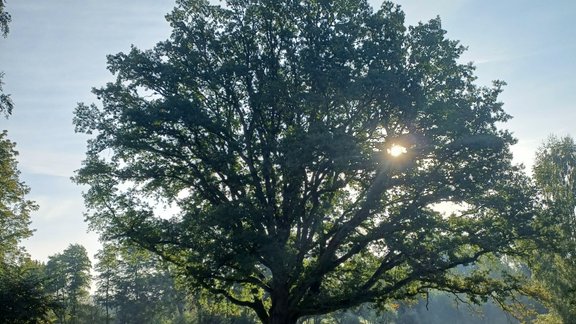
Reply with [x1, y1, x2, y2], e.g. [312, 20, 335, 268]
[74, 1, 538, 323]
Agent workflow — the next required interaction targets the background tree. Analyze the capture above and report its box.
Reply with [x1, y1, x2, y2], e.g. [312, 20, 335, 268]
[0, 260, 57, 324]
[0, 0, 9, 37]
[0, 74, 12, 118]
[0, 131, 36, 264]
[532, 135, 576, 322]
[94, 243, 188, 324]
[0, 3, 54, 321]
[94, 244, 118, 324]
[0, 0, 13, 116]
[45, 244, 92, 324]
[0, 0, 35, 261]
[0, 0, 33, 266]
[74, 0, 539, 323]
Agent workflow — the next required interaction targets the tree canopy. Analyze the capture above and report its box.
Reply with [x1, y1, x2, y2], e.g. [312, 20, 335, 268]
[0, 131, 36, 264]
[74, 1, 539, 323]
[0, 0, 13, 117]
[45, 244, 92, 324]
[0, 0, 9, 37]
[532, 135, 576, 322]
[94, 243, 187, 324]
[0, 4, 57, 322]
[0, 133, 44, 319]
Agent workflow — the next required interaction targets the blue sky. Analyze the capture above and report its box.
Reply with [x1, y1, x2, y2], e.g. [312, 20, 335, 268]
[1, 0, 574, 262]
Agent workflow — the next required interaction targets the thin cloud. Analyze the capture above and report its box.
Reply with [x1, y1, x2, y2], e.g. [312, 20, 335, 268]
[18, 149, 84, 178]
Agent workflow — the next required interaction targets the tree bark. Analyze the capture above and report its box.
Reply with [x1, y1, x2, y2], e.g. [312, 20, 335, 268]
[269, 287, 298, 324]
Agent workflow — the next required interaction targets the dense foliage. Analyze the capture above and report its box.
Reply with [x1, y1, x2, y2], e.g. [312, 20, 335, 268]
[0, 131, 36, 264]
[0, 261, 57, 324]
[74, 0, 539, 323]
[0, 0, 9, 37]
[0, 0, 13, 116]
[532, 136, 576, 322]
[45, 244, 92, 324]
[94, 243, 187, 324]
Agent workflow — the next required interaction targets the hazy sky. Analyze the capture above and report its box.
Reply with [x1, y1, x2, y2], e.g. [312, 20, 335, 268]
[1, 0, 574, 263]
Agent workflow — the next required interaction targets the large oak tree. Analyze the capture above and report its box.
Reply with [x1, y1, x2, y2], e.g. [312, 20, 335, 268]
[75, 1, 538, 323]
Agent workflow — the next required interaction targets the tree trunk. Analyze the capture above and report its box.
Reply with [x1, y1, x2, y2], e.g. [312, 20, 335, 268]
[270, 318, 298, 324]
[269, 309, 298, 324]
[269, 287, 298, 324]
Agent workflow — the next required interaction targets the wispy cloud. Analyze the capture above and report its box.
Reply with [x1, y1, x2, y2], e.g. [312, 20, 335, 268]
[465, 46, 567, 66]
[18, 149, 84, 178]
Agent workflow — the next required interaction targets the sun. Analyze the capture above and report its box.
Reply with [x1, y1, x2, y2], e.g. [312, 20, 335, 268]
[387, 144, 407, 157]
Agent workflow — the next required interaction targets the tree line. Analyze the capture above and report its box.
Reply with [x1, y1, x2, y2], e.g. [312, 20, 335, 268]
[0, 241, 530, 323]
[1, 0, 576, 323]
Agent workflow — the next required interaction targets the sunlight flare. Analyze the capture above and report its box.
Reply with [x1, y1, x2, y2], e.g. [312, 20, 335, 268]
[387, 144, 407, 157]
